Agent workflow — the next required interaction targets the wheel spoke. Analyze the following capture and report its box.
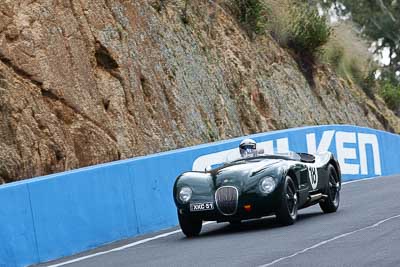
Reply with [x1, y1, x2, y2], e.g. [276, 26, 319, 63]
[286, 182, 297, 215]
[287, 185, 294, 197]
[320, 166, 340, 213]
[328, 171, 339, 205]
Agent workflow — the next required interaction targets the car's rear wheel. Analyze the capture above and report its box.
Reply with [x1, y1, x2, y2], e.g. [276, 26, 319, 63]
[320, 164, 340, 213]
[276, 176, 298, 225]
[178, 211, 202, 237]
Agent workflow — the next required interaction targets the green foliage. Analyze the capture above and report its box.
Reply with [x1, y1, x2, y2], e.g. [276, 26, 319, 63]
[380, 80, 400, 111]
[263, 0, 291, 46]
[287, 4, 331, 58]
[361, 69, 377, 99]
[342, 59, 376, 99]
[322, 40, 377, 99]
[231, 0, 269, 36]
[324, 42, 344, 69]
[315, 0, 400, 82]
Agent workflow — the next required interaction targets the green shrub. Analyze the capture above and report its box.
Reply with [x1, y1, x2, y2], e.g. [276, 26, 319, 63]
[231, 0, 269, 36]
[360, 68, 376, 99]
[341, 59, 376, 99]
[348, 59, 363, 84]
[287, 4, 331, 58]
[325, 43, 345, 69]
[380, 80, 400, 111]
[264, 0, 291, 46]
[322, 38, 378, 99]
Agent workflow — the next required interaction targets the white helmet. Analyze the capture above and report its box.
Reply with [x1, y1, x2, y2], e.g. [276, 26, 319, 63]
[239, 138, 257, 157]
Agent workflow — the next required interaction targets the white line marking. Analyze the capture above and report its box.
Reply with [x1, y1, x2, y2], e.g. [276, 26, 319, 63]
[342, 174, 399, 185]
[46, 175, 394, 267]
[46, 222, 213, 267]
[342, 176, 383, 185]
[258, 214, 400, 267]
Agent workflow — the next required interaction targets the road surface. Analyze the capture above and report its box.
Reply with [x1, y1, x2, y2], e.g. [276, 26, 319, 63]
[36, 175, 400, 267]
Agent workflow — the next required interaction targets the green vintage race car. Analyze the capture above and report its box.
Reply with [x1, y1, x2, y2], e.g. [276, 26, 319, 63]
[173, 151, 341, 237]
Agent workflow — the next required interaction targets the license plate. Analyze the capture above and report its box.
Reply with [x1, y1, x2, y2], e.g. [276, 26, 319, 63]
[190, 202, 214, 212]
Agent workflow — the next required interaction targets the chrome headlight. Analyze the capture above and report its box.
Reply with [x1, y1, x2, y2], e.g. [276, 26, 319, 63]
[178, 187, 192, 203]
[259, 177, 276, 194]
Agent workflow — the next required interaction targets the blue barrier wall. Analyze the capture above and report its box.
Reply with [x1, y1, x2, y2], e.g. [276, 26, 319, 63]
[1, 125, 400, 266]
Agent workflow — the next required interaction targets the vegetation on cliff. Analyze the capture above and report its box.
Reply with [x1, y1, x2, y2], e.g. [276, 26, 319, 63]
[313, 0, 400, 114]
[228, 0, 400, 113]
[0, 0, 399, 183]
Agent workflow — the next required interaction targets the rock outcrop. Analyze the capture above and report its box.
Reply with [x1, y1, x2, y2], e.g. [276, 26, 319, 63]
[0, 0, 399, 183]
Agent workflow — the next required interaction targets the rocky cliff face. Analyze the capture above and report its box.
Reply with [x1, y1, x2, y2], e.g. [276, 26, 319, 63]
[0, 0, 399, 183]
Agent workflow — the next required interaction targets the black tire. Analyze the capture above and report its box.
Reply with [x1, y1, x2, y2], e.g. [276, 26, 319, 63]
[320, 164, 340, 213]
[178, 211, 202, 237]
[276, 176, 298, 226]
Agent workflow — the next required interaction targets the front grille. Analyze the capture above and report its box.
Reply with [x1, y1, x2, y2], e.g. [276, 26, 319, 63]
[215, 186, 238, 215]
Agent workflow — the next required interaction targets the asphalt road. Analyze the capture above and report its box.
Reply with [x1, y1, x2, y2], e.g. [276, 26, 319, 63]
[37, 175, 400, 267]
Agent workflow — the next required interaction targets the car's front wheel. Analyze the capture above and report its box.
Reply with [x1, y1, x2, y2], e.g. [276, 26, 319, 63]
[178, 211, 202, 237]
[320, 164, 340, 213]
[276, 176, 298, 225]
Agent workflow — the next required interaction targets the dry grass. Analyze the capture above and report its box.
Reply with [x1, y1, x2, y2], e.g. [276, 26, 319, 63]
[264, 1, 374, 71]
[322, 21, 377, 97]
[263, 0, 291, 46]
[324, 21, 374, 73]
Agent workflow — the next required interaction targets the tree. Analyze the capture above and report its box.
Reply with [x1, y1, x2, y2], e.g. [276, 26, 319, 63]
[312, 0, 400, 80]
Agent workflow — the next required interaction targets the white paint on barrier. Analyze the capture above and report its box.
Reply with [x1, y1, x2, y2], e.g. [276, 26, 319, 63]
[192, 130, 382, 177]
[257, 138, 290, 154]
[191, 148, 237, 172]
[260, 140, 273, 154]
[335, 131, 359, 175]
[358, 133, 381, 175]
[276, 138, 289, 153]
[333, 131, 382, 176]
[306, 130, 335, 154]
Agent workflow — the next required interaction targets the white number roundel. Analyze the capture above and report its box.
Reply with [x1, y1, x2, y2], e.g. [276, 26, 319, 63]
[308, 166, 318, 190]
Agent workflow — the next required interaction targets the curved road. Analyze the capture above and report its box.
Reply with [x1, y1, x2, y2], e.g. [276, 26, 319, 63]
[37, 175, 400, 267]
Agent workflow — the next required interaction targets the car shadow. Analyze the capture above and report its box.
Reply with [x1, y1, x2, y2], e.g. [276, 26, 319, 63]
[194, 211, 324, 238]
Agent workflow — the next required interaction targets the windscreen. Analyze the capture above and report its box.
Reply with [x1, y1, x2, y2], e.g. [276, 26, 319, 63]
[225, 150, 302, 163]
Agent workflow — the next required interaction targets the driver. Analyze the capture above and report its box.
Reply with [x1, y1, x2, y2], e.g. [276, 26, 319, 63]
[239, 138, 257, 157]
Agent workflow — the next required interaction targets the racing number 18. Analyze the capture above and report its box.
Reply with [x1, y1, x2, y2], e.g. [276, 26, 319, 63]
[308, 166, 318, 189]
